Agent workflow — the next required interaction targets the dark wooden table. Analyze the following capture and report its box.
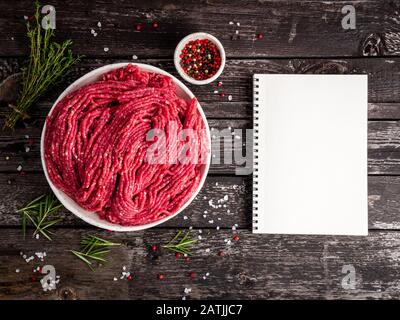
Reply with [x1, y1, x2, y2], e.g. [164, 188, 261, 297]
[1, 0, 400, 300]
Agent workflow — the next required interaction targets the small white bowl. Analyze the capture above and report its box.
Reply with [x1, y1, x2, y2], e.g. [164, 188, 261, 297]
[174, 32, 226, 85]
[40, 63, 211, 232]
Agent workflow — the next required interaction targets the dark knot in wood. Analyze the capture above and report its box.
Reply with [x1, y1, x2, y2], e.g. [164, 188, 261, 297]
[361, 33, 386, 56]
[59, 287, 78, 300]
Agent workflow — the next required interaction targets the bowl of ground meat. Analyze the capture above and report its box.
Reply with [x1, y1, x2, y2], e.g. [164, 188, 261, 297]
[41, 63, 211, 231]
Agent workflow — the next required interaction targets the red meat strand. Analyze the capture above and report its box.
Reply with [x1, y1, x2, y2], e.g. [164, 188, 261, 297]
[44, 64, 208, 226]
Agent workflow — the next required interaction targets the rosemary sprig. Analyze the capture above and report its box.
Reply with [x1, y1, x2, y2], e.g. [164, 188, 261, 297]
[4, 1, 80, 129]
[70, 235, 121, 271]
[17, 193, 63, 241]
[162, 231, 196, 256]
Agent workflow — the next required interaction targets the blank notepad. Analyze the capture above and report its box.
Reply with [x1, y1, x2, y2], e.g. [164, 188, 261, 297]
[253, 74, 368, 235]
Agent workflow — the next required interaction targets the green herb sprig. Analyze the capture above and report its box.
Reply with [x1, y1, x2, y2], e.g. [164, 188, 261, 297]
[162, 231, 196, 256]
[70, 235, 121, 271]
[17, 193, 63, 241]
[4, 1, 80, 129]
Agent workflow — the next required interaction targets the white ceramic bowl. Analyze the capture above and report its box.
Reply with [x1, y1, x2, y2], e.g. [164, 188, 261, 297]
[174, 32, 226, 85]
[40, 63, 211, 232]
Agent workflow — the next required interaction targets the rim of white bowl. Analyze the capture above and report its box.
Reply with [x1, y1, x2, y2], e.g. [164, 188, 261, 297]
[40, 62, 211, 232]
[174, 32, 226, 85]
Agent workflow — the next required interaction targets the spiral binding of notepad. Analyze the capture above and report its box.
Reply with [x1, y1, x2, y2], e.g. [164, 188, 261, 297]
[253, 76, 259, 232]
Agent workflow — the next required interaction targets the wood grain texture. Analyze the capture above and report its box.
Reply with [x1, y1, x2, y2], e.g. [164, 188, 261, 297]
[0, 120, 400, 174]
[1, 0, 400, 301]
[2, 228, 400, 299]
[1, 58, 400, 121]
[0, 173, 399, 230]
[0, 173, 251, 229]
[1, 0, 400, 58]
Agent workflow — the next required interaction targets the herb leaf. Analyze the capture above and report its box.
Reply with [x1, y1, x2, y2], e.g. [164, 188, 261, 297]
[162, 231, 196, 256]
[70, 235, 121, 271]
[18, 193, 63, 240]
[4, 1, 81, 129]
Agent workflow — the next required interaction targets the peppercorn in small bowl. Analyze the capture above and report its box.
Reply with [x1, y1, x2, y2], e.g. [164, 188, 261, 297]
[174, 32, 226, 85]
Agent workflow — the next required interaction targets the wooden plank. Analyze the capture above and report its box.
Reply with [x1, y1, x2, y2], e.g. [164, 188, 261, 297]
[0, 120, 400, 175]
[0, 173, 251, 229]
[0, 173, 399, 230]
[1, 58, 400, 121]
[2, 228, 400, 299]
[1, 1, 400, 58]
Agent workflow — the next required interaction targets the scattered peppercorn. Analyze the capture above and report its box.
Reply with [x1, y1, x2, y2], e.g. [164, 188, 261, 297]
[152, 21, 158, 28]
[218, 250, 225, 257]
[127, 275, 133, 281]
[256, 33, 264, 40]
[157, 273, 165, 280]
[220, 92, 225, 98]
[180, 39, 222, 81]
[175, 252, 182, 258]
[189, 272, 196, 279]
[135, 23, 142, 31]
[151, 245, 157, 252]
[217, 81, 223, 87]
[233, 235, 240, 241]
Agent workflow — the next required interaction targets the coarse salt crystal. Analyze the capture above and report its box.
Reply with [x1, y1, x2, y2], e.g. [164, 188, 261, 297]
[216, 226, 220, 230]
[97, 21, 102, 28]
[229, 21, 234, 25]
[132, 55, 138, 60]
[237, 22, 240, 26]
[183, 215, 188, 220]
[15, 269, 20, 273]
[228, 95, 233, 101]
[198, 235, 202, 240]
[184, 287, 192, 294]
[104, 47, 109, 52]
[208, 220, 214, 224]
[17, 165, 22, 171]
[223, 195, 228, 201]
[91, 29, 95, 34]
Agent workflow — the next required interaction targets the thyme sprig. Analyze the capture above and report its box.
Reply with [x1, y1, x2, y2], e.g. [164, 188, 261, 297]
[70, 235, 121, 271]
[162, 231, 196, 256]
[4, 1, 80, 129]
[17, 193, 63, 241]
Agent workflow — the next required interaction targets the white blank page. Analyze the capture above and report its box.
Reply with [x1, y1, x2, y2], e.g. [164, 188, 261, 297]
[254, 74, 368, 235]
